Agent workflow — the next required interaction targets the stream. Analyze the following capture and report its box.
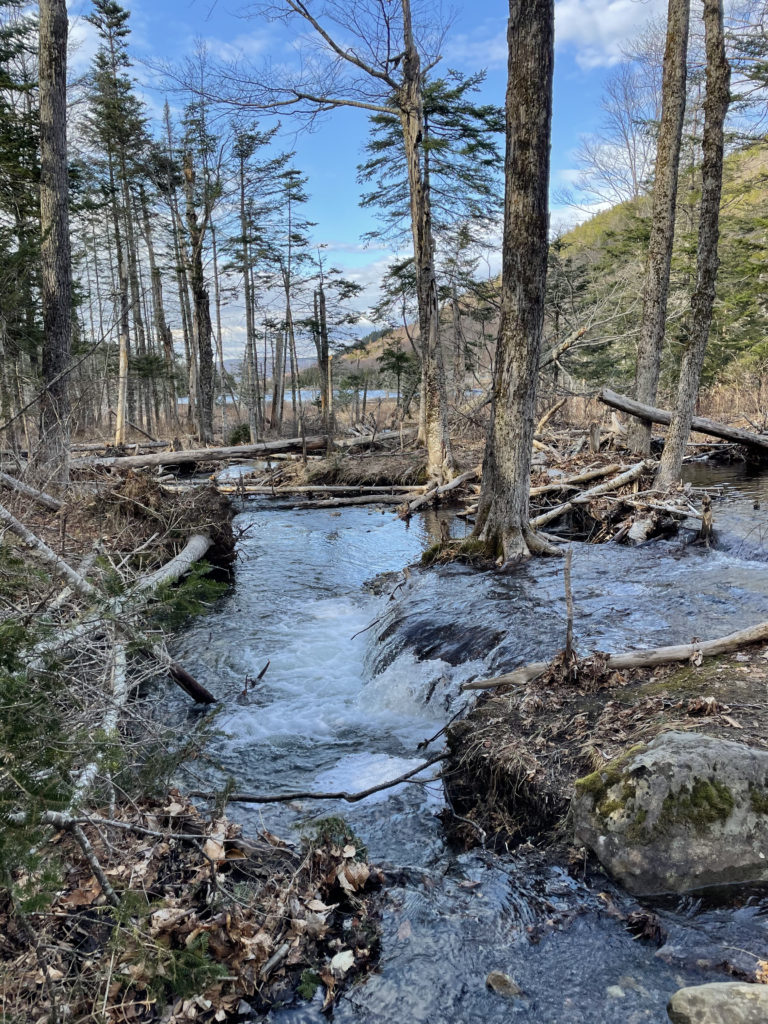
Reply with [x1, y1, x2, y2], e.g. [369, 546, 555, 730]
[170, 462, 768, 1023]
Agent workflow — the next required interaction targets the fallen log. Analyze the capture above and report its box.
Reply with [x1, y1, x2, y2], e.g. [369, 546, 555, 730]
[599, 388, 768, 455]
[296, 493, 419, 509]
[530, 460, 651, 530]
[70, 428, 415, 471]
[136, 533, 212, 593]
[71, 435, 329, 470]
[0, 471, 62, 511]
[462, 619, 768, 691]
[213, 483, 426, 496]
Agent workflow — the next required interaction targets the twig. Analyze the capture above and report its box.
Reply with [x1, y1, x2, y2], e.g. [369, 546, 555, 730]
[187, 752, 446, 805]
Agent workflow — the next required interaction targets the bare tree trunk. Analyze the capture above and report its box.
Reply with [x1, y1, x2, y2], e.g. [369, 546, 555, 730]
[139, 185, 176, 430]
[37, 0, 71, 483]
[627, 0, 690, 455]
[399, 0, 454, 482]
[240, 156, 260, 441]
[473, 0, 556, 562]
[210, 221, 227, 439]
[114, 270, 129, 445]
[182, 152, 214, 443]
[271, 330, 286, 433]
[656, 0, 730, 487]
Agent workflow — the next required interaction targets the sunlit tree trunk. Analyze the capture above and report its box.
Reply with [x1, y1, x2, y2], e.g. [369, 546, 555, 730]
[473, 0, 556, 562]
[37, 0, 71, 482]
[399, 0, 454, 482]
[627, 0, 690, 455]
[656, 0, 729, 487]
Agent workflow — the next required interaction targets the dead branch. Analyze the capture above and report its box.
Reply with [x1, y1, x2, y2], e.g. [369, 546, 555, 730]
[0, 471, 62, 511]
[530, 460, 652, 529]
[463, 619, 768, 691]
[187, 752, 446, 805]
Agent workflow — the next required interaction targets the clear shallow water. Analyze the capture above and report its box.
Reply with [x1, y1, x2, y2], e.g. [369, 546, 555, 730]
[170, 468, 768, 1022]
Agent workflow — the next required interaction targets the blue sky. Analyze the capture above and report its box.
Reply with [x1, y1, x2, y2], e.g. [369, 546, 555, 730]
[67, 0, 666, 348]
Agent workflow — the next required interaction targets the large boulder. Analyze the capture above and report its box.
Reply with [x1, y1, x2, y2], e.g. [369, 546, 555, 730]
[667, 982, 768, 1023]
[572, 730, 768, 895]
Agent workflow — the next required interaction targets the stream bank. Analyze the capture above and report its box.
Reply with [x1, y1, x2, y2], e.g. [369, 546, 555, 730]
[167, 462, 768, 1022]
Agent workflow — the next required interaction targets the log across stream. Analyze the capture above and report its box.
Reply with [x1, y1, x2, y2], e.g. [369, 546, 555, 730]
[168, 464, 768, 1023]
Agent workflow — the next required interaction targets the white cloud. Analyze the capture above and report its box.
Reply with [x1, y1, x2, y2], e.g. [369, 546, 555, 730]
[556, 0, 666, 69]
[446, 0, 665, 73]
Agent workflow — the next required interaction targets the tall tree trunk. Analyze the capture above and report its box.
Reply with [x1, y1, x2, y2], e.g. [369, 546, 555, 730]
[182, 152, 214, 443]
[399, 0, 454, 482]
[139, 185, 176, 430]
[656, 0, 730, 487]
[473, 0, 556, 562]
[37, 0, 71, 483]
[627, 0, 690, 455]
[114, 270, 130, 445]
[210, 221, 227, 439]
[240, 157, 260, 441]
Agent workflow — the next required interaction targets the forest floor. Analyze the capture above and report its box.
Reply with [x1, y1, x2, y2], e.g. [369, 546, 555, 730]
[0, 793, 382, 1023]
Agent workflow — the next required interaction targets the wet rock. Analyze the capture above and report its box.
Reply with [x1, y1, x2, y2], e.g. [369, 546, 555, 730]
[667, 982, 768, 1023]
[573, 731, 768, 895]
[485, 971, 522, 998]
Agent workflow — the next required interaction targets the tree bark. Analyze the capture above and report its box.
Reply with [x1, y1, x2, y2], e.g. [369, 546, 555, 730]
[37, 0, 72, 484]
[472, 0, 556, 562]
[656, 0, 730, 488]
[182, 152, 215, 443]
[627, 0, 690, 455]
[139, 185, 177, 431]
[399, 0, 454, 482]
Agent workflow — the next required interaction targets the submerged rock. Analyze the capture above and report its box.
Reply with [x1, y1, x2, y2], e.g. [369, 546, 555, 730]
[667, 982, 768, 1023]
[573, 730, 768, 895]
[485, 971, 522, 998]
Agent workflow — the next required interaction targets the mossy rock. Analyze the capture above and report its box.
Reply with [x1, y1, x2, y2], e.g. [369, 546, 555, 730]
[573, 731, 768, 895]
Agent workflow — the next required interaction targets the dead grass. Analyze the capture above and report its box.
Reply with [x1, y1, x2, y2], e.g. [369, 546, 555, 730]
[446, 643, 768, 852]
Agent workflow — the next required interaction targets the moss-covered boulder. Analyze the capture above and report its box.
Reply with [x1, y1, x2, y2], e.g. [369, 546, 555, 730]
[573, 731, 768, 895]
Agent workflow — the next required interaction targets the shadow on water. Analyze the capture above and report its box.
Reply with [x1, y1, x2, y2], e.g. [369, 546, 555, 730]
[170, 463, 768, 1023]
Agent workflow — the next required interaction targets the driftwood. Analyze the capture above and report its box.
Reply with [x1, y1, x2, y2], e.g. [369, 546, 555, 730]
[0, 471, 62, 511]
[12, 509, 217, 703]
[530, 461, 651, 529]
[599, 388, 768, 455]
[463, 619, 768, 691]
[211, 483, 426, 496]
[535, 397, 567, 435]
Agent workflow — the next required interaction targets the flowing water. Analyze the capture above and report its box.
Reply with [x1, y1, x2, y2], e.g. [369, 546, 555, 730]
[171, 462, 768, 1023]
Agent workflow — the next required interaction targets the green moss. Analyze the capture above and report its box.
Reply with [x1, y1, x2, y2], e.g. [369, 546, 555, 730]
[421, 542, 445, 565]
[597, 797, 623, 817]
[574, 744, 646, 802]
[298, 969, 322, 1000]
[624, 807, 649, 845]
[637, 659, 725, 698]
[657, 777, 734, 834]
[749, 785, 768, 815]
